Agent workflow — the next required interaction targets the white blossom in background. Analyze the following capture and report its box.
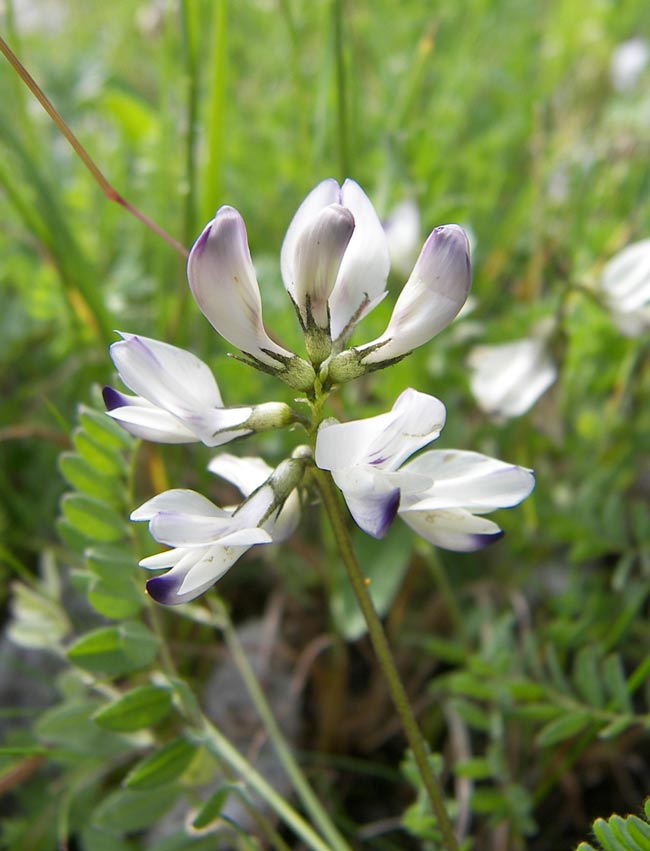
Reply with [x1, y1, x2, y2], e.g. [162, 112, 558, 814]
[600, 239, 650, 336]
[316, 388, 534, 548]
[3, 0, 66, 33]
[468, 333, 557, 419]
[383, 199, 421, 279]
[133, 454, 305, 605]
[104, 333, 295, 446]
[610, 37, 650, 92]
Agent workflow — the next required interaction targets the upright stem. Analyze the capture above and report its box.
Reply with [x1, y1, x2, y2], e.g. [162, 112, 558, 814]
[332, 0, 350, 180]
[314, 468, 459, 851]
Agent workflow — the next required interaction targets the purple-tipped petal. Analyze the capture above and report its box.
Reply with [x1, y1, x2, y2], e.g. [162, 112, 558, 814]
[342, 484, 401, 540]
[103, 386, 132, 411]
[188, 207, 293, 367]
[400, 450, 535, 512]
[360, 224, 472, 364]
[146, 569, 225, 606]
[281, 178, 343, 299]
[330, 466, 402, 539]
[399, 507, 504, 551]
[146, 540, 247, 605]
[110, 333, 223, 413]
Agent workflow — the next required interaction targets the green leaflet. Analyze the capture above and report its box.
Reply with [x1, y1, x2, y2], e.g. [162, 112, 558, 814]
[123, 737, 199, 790]
[67, 622, 159, 676]
[92, 685, 174, 733]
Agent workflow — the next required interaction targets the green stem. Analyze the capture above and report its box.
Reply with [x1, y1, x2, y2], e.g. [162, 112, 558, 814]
[202, 0, 228, 222]
[211, 600, 352, 851]
[314, 468, 459, 851]
[332, 0, 350, 180]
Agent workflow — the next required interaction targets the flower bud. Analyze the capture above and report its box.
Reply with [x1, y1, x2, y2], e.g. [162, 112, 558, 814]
[291, 204, 355, 332]
[359, 224, 472, 365]
[188, 206, 294, 369]
[244, 402, 297, 433]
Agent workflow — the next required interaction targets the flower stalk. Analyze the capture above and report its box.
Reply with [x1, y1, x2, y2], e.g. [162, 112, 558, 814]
[313, 467, 460, 851]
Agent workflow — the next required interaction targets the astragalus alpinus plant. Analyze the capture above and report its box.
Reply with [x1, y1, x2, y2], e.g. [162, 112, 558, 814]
[102, 177, 535, 848]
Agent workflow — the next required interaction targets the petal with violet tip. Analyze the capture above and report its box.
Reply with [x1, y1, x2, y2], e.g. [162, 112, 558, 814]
[281, 179, 390, 342]
[332, 467, 401, 539]
[399, 450, 535, 513]
[104, 389, 199, 444]
[188, 207, 293, 367]
[399, 507, 504, 552]
[146, 545, 248, 605]
[110, 333, 223, 412]
[361, 224, 472, 364]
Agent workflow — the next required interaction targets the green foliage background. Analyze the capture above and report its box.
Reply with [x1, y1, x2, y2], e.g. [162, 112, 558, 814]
[1, 0, 650, 849]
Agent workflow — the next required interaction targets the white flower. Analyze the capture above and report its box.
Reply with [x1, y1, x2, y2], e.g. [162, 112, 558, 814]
[284, 203, 356, 333]
[600, 239, 650, 337]
[315, 388, 534, 547]
[281, 178, 391, 343]
[383, 199, 421, 279]
[133, 454, 303, 605]
[398, 450, 535, 551]
[610, 37, 650, 93]
[104, 333, 296, 446]
[326, 224, 472, 383]
[468, 337, 557, 419]
[315, 389, 447, 538]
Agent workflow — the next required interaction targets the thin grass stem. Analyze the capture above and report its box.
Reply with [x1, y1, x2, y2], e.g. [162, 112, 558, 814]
[0, 36, 188, 258]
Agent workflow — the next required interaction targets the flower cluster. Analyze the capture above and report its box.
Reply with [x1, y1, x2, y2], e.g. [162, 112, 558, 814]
[105, 179, 534, 604]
